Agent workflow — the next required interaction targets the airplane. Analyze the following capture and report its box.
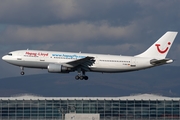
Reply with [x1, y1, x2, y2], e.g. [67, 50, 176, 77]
[2, 31, 178, 80]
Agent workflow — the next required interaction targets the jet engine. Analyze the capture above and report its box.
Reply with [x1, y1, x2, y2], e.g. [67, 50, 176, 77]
[48, 63, 70, 73]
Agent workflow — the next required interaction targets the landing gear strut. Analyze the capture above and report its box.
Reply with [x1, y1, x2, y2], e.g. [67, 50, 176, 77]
[75, 71, 88, 80]
[20, 66, 25, 75]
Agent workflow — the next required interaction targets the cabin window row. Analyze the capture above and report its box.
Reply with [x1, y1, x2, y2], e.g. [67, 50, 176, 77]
[100, 60, 130, 63]
[24, 55, 38, 57]
[53, 57, 78, 59]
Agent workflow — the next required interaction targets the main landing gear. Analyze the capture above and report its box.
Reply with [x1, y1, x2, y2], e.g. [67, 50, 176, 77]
[75, 71, 88, 80]
[75, 75, 88, 80]
[20, 66, 25, 75]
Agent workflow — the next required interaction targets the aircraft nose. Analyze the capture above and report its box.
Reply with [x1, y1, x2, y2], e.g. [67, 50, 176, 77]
[2, 56, 6, 61]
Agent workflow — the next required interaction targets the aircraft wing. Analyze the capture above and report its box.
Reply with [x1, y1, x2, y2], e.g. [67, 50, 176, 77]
[63, 56, 95, 71]
[150, 58, 173, 65]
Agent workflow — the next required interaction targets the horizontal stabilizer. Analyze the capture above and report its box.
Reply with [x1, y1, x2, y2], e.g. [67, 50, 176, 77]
[150, 58, 173, 65]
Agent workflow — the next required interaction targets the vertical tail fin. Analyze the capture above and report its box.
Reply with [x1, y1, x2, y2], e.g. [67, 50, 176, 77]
[136, 31, 178, 59]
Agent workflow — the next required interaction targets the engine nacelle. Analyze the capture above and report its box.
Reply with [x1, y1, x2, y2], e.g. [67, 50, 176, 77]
[48, 63, 70, 73]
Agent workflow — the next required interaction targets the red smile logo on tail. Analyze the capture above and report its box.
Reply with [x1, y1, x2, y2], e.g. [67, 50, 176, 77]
[155, 42, 171, 54]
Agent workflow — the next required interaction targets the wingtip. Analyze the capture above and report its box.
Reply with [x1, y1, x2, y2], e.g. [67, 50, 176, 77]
[167, 31, 178, 34]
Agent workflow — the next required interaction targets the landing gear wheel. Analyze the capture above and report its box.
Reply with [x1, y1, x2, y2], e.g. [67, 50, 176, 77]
[75, 75, 80, 80]
[84, 76, 88, 80]
[21, 71, 25, 75]
[80, 76, 84, 80]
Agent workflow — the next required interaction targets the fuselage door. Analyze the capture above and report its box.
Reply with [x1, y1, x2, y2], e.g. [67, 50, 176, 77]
[39, 55, 45, 62]
[39, 52, 49, 62]
[17, 52, 23, 60]
[95, 56, 99, 65]
[131, 58, 136, 67]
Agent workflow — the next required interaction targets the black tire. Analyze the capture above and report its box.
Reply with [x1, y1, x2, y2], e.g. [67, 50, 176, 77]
[21, 71, 25, 75]
[80, 76, 84, 80]
[75, 75, 80, 80]
[84, 76, 88, 80]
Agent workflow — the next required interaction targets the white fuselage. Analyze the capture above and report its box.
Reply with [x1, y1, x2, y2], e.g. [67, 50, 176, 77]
[2, 50, 153, 73]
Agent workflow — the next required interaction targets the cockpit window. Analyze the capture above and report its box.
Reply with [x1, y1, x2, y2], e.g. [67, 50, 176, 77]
[8, 53, 12, 56]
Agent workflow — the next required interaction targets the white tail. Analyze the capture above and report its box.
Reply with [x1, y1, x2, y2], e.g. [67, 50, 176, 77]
[136, 31, 178, 59]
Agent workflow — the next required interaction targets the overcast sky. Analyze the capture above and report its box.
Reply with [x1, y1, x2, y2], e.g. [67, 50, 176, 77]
[0, 0, 180, 79]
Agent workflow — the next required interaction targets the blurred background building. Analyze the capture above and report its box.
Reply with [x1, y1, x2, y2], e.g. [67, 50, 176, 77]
[0, 94, 179, 120]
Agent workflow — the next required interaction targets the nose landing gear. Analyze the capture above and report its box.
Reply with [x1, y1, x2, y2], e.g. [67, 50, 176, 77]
[20, 66, 25, 75]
